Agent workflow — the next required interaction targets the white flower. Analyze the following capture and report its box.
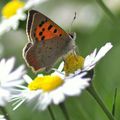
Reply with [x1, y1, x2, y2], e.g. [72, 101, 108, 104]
[0, 57, 26, 106]
[11, 64, 90, 111]
[24, 0, 48, 9]
[0, 9, 26, 35]
[0, 115, 6, 120]
[83, 42, 113, 71]
[0, 0, 47, 36]
[63, 42, 113, 76]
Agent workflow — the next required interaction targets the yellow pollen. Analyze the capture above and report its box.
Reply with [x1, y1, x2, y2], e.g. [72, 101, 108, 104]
[64, 52, 84, 76]
[2, 0, 25, 19]
[28, 75, 64, 92]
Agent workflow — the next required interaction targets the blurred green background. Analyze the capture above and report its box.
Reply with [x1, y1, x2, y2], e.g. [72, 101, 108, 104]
[0, 0, 120, 120]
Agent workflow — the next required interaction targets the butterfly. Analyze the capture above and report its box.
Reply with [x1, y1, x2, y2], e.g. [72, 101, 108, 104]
[23, 9, 76, 72]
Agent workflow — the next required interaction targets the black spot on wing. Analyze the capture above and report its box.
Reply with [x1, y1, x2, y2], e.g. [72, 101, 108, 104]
[48, 24, 53, 30]
[39, 32, 43, 36]
[42, 28, 45, 31]
[59, 34, 62, 37]
[41, 36, 45, 40]
[53, 29, 57, 33]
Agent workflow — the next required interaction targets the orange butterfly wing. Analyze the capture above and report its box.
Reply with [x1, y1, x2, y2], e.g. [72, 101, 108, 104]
[27, 10, 68, 42]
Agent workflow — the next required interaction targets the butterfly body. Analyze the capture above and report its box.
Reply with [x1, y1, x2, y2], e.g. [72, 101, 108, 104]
[23, 10, 76, 72]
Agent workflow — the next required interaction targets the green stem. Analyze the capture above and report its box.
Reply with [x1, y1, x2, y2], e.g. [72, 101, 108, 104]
[0, 106, 10, 120]
[59, 103, 70, 120]
[96, 0, 118, 24]
[48, 106, 56, 120]
[112, 88, 117, 117]
[87, 84, 115, 120]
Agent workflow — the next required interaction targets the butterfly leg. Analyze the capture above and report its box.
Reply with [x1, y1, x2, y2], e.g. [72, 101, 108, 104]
[72, 50, 79, 62]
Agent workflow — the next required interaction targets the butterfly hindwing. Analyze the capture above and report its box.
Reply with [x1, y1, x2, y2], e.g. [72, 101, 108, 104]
[25, 34, 74, 71]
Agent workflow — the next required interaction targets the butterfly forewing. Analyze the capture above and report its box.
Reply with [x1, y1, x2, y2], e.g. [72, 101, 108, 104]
[26, 10, 39, 42]
[28, 10, 68, 42]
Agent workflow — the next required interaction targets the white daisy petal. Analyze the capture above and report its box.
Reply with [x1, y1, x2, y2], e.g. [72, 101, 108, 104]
[2, 80, 24, 87]
[13, 99, 25, 111]
[4, 57, 15, 75]
[0, 115, 6, 120]
[83, 42, 113, 71]
[39, 93, 52, 107]
[0, 88, 10, 106]
[94, 42, 113, 63]
[84, 48, 97, 68]
[0, 59, 6, 77]
[63, 74, 90, 96]
[49, 88, 65, 104]
[6, 65, 25, 81]
[57, 62, 64, 72]
[37, 74, 43, 77]
[0, 57, 26, 106]
[23, 74, 32, 84]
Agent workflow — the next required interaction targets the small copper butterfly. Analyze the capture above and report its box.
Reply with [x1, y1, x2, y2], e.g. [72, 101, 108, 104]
[23, 10, 76, 72]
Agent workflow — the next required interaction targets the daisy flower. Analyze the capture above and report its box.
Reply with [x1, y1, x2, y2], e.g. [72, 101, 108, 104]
[11, 63, 90, 111]
[0, 0, 47, 36]
[11, 43, 112, 111]
[0, 57, 26, 106]
[0, 115, 6, 120]
[64, 42, 113, 76]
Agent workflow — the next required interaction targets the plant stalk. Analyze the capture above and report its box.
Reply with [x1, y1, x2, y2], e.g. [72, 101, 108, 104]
[59, 102, 70, 120]
[87, 84, 115, 120]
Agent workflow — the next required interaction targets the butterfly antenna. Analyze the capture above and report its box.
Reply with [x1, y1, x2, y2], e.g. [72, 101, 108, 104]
[69, 12, 77, 32]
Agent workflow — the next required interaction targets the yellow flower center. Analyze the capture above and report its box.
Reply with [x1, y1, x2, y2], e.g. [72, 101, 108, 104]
[2, 0, 25, 19]
[28, 75, 64, 92]
[64, 52, 84, 76]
